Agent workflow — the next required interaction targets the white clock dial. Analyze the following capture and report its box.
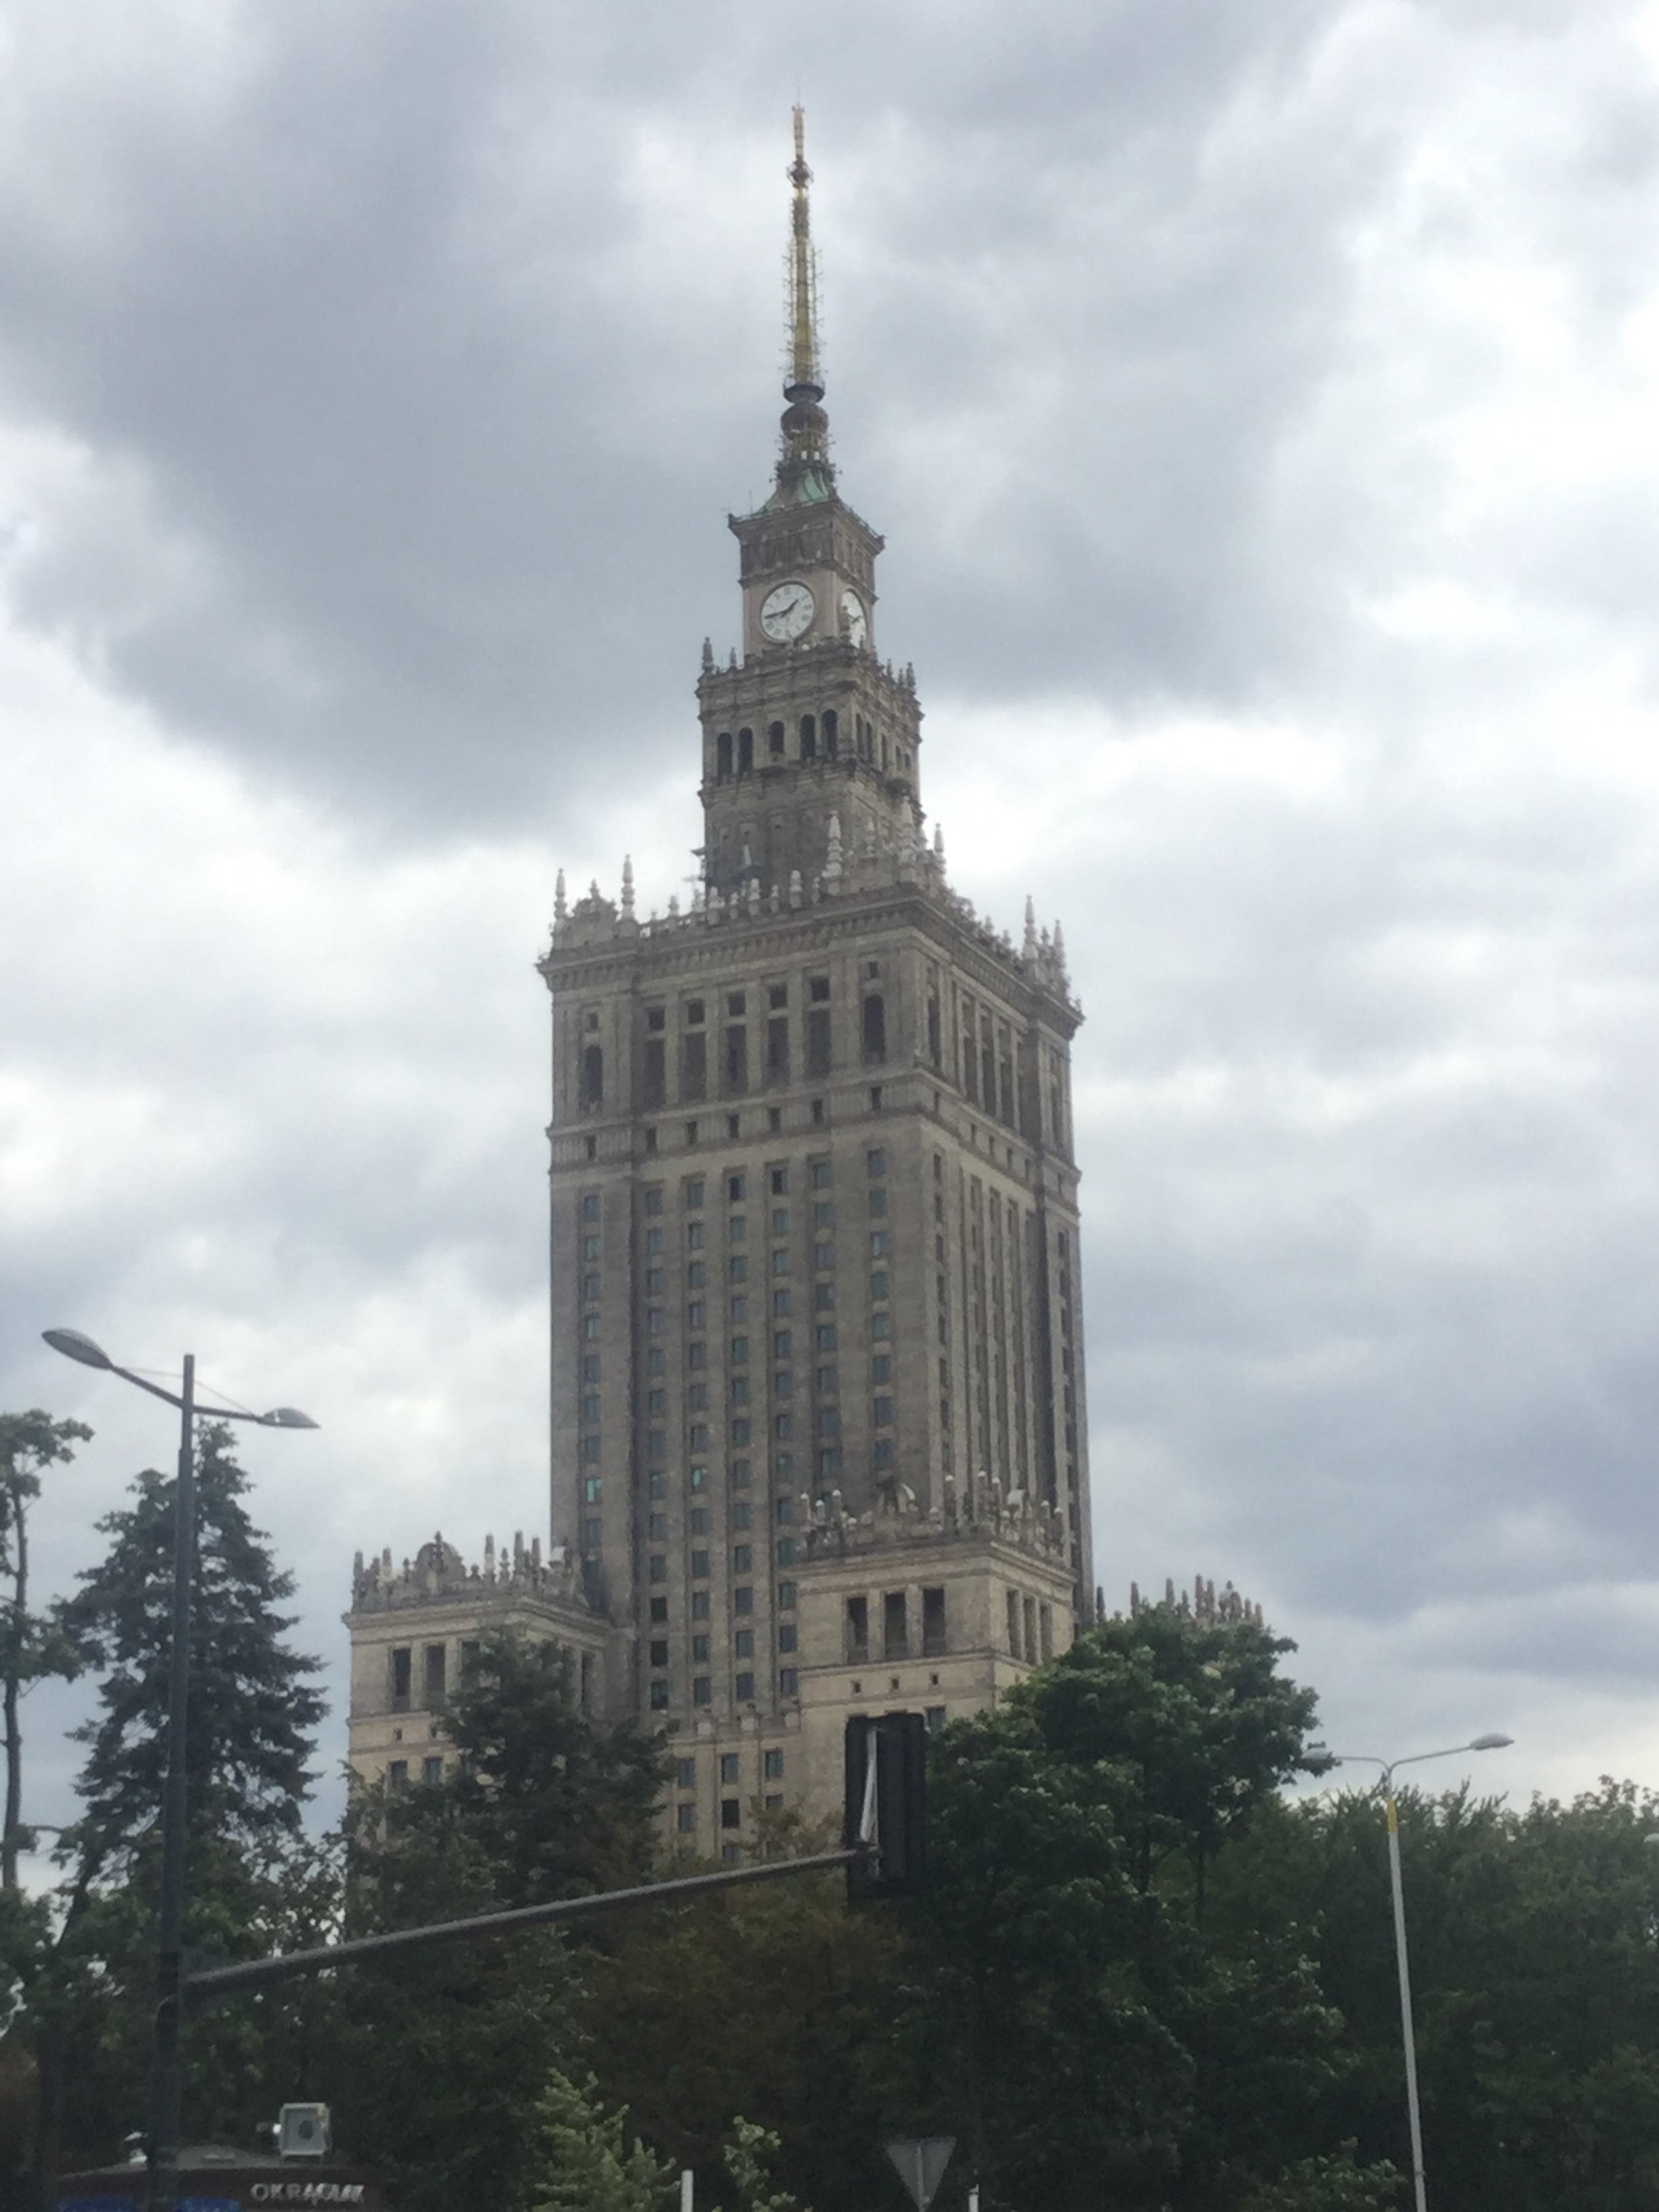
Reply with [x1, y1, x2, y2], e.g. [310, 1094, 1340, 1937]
[839, 589, 868, 648]
[760, 579, 815, 643]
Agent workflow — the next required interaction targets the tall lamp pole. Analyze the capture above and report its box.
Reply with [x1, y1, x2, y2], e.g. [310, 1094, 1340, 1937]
[43, 1328, 316, 2212]
[1330, 1734, 1513, 2212]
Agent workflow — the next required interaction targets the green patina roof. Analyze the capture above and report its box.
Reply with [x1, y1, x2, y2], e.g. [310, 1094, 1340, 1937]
[760, 459, 836, 512]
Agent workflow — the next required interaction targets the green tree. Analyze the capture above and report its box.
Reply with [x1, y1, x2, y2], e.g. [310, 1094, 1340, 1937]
[423, 1628, 668, 1904]
[0, 1411, 91, 1889]
[526, 2069, 675, 2212]
[581, 1860, 908, 2212]
[323, 1629, 669, 2212]
[9, 1423, 328, 2203]
[899, 1609, 1341, 2212]
[55, 1422, 325, 1885]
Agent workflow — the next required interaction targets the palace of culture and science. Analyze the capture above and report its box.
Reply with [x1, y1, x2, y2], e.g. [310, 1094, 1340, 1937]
[346, 116, 1094, 1850]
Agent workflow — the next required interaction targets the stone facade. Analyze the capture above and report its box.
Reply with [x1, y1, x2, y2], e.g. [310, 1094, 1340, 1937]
[345, 113, 1095, 1845]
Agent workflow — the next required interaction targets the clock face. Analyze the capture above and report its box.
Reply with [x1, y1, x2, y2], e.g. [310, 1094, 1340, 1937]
[839, 589, 869, 648]
[760, 579, 815, 643]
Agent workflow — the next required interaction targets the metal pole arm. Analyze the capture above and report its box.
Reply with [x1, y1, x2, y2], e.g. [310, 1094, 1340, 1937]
[185, 1847, 863, 2002]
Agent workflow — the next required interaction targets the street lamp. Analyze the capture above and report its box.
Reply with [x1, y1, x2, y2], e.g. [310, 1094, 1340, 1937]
[1329, 1734, 1513, 2212]
[43, 1328, 316, 2212]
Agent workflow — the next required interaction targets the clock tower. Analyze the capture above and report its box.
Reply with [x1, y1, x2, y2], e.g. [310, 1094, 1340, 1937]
[700, 112, 923, 901]
[348, 113, 1094, 1853]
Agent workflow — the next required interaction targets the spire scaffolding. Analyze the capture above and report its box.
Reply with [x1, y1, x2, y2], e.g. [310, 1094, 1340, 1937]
[777, 106, 830, 473]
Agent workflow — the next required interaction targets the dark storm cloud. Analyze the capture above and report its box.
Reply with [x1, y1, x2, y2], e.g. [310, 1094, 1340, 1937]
[0, 0, 1379, 832]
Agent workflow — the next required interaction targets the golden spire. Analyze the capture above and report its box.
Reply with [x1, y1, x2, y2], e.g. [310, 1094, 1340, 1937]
[778, 106, 830, 473]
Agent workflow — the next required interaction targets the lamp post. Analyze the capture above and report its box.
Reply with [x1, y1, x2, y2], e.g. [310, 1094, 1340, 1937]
[1329, 1734, 1513, 2212]
[43, 1328, 316, 2212]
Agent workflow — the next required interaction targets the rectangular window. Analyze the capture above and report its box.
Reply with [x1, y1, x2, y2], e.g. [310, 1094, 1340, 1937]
[871, 1311, 892, 1338]
[735, 1628, 755, 1658]
[867, 1147, 887, 1176]
[779, 1668, 798, 1697]
[676, 1799, 695, 1831]
[692, 1589, 711, 1620]
[649, 1555, 668, 1582]
[778, 1581, 796, 1608]
[582, 1515, 602, 1547]
[773, 1288, 792, 1316]
[583, 1354, 601, 1382]
[731, 1296, 749, 1323]
[729, 1254, 748, 1282]
[815, 1364, 839, 1393]
[649, 1513, 668, 1541]
[815, 1284, 835, 1311]
[771, 1248, 790, 1275]
[682, 1031, 708, 1101]
[687, 1261, 706, 1287]
[773, 1412, 793, 1441]
[734, 1585, 754, 1615]
[733, 1544, 753, 1572]
[650, 1639, 670, 1668]
[732, 1417, 752, 1446]
[581, 1194, 601, 1222]
[390, 1646, 412, 1711]
[583, 1474, 602, 1502]
[884, 1590, 908, 1660]
[388, 1759, 409, 1789]
[846, 1595, 869, 1660]
[646, 1186, 664, 1214]
[688, 1340, 708, 1369]
[694, 1677, 712, 1706]
[870, 1229, 890, 1256]
[777, 1624, 798, 1655]
[729, 1214, 747, 1243]
[730, 1458, 751, 1486]
[764, 1749, 785, 1781]
[872, 1353, 893, 1383]
[813, 1242, 834, 1271]
[923, 1586, 947, 1656]
[691, 1507, 710, 1536]
[691, 1549, 711, 1579]
[731, 1375, 751, 1406]
[806, 1008, 832, 1078]
[676, 1757, 696, 1788]
[867, 1187, 888, 1216]
[766, 1016, 790, 1084]
[776, 1537, 797, 1565]
[689, 1422, 709, 1450]
[693, 1633, 711, 1663]
[721, 1797, 741, 1828]
[686, 1176, 705, 1208]
[872, 1395, 894, 1427]
[735, 1671, 755, 1702]
[773, 1329, 792, 1359]
[724, 1025, 748, 1094]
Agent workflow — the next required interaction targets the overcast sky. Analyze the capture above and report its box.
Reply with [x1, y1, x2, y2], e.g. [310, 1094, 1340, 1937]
[7, 0, 1659, 1864]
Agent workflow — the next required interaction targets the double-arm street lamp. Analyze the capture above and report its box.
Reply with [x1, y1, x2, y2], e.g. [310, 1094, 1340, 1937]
[1329, 1734, 1514, 2212]
[43, 1328, 317, 2212]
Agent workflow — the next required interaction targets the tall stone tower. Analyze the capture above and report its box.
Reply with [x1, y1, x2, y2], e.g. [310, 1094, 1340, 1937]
[348, 115, 1092, 1851]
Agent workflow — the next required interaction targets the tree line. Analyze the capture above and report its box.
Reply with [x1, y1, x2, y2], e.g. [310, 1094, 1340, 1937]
[3, 1411, 1658, 2212]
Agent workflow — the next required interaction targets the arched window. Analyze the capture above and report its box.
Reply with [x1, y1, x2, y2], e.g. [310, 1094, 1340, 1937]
[800, 714, 817, 761]
[822, 709, 838, 758]
[582, 1045, 605, 1110]
[862, 994, 886, 1065]
[716, 731, 733, 781]
[738, 727, 754, 774]
[768, 720, 785, 758]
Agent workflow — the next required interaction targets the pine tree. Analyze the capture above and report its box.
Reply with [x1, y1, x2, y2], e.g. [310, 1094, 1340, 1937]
[56, 1420, 325, 1881]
